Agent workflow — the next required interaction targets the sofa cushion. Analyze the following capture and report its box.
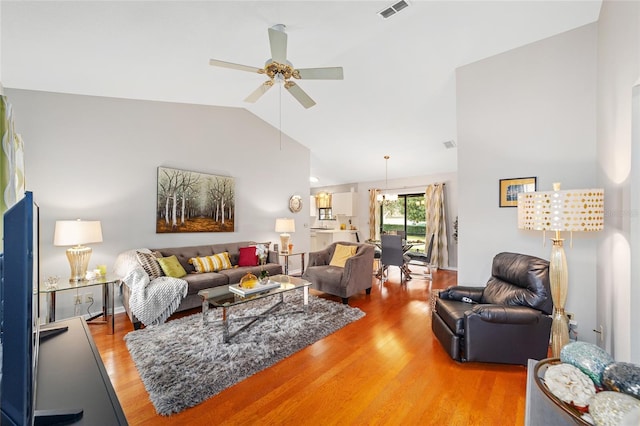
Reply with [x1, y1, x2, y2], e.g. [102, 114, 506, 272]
[189, 252, 232, 273]
[183, 272, 229, 295]
[329, 244, 357, 267]
[157, 255, 188, 278]
[238, 246, 259, 267]
[136, 250, 164, 280]
[219, 263, 283, 284]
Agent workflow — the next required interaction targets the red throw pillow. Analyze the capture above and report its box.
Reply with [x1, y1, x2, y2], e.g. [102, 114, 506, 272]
[238, 246, 259, 267]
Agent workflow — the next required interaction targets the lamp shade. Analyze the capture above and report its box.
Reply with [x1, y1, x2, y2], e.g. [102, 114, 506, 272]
[275, 218, 295, 233]
[53, 220, 103, 246]
[517, 188, 604, 232]
[377, 192, 398, 202]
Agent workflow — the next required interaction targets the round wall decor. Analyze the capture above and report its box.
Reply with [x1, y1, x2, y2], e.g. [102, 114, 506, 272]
[289, 195, 303, 213]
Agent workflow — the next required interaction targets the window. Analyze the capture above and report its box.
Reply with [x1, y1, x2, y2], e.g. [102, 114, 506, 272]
[380, 193, 426, 252]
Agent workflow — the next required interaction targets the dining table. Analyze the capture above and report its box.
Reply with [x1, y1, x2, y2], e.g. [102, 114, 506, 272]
[366, 239, 416, 280]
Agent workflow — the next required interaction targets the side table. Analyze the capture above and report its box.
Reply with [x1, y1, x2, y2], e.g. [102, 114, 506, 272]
[279, 251, 305, 276]
[40, 274, 121, 335]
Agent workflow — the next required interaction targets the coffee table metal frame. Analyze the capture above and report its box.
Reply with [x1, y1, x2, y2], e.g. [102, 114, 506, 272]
[198, 274, 311, 343]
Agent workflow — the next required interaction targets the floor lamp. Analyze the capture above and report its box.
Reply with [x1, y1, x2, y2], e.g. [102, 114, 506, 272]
[517, 184, 604, 357]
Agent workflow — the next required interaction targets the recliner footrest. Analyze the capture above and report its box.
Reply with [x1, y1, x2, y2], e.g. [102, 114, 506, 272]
[432, 311, 461, 361]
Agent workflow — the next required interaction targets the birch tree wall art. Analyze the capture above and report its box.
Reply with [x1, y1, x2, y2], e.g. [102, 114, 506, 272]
[156, 166, 235, 233]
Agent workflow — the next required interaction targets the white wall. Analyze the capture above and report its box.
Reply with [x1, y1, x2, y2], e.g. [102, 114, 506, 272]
[6, 89, 310, 318]
[313, 172, 458, 268]
[596, 0, 640, 362]
[457, 24, 599, 343]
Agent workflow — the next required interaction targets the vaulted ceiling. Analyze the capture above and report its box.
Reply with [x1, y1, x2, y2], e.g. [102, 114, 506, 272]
[1, 1, 601, 187]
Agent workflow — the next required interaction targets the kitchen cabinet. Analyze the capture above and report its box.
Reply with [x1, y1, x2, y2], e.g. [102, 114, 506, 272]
[310, 195, 317, 216]
[332, 192, 358, 216]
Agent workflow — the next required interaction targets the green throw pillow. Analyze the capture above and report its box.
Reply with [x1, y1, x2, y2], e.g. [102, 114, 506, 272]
[157, 255, 187, 278]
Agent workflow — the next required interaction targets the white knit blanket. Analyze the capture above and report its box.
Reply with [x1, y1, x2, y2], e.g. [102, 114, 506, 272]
[115, 249, 188, 327]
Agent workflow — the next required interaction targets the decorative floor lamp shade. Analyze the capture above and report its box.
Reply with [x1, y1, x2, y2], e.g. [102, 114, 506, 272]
[275, 218, 295, 254]
[53, 219, 103, 282]
[517, 184, 604, 357]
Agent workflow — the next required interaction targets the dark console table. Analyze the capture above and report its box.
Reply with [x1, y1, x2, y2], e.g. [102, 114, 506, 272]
[36, 317, 128, 425]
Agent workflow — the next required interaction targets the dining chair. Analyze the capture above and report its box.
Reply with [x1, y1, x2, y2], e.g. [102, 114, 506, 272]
[406, 233, 435, 280]
[380, 234, 409, 283]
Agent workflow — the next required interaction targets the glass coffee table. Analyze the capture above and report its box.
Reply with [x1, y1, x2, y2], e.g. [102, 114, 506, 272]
[198, 274, 311, 343]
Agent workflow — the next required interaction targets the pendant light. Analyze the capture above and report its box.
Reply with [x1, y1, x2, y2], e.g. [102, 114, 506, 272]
[377, 155, 398, 202]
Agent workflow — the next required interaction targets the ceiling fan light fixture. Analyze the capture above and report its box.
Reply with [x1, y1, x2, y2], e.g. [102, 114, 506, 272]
[209, 24, 343, 109]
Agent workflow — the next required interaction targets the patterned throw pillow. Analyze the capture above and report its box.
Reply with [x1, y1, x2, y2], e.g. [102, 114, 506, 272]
[136, 250, 164, 280]
[157, 255, 188, 278]
[252, 241, 271, 263]
[189, 252, 232, 273]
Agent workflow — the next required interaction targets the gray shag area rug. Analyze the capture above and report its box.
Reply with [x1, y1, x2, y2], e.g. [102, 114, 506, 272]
[124, 292, 365, 416]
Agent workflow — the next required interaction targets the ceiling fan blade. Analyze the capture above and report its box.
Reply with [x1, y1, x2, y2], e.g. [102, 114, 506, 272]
[296, 67, 344, 80]
[285, 82, 316, 109]
[268, 25, 287, 64]
[244, 81, 273, 103]
[209, 59, 262, 74]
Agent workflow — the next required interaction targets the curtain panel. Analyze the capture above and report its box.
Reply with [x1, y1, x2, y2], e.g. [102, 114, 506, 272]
[0, 96, 26, 244]
[368, 189, 380, 241]
[425, 183, 448, 268]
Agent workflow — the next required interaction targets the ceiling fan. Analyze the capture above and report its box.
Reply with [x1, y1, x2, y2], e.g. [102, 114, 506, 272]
[209, 24, 343, 109]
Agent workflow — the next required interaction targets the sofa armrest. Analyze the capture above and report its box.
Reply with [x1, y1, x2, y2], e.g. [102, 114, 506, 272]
[268, 249, 279, 264]
[468, 304, 546, 325]
[439, 286, 484, 303]
[308, 247, 332, 267]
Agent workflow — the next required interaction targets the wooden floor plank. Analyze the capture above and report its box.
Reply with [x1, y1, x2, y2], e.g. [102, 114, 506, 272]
[90, 267, 529, 425]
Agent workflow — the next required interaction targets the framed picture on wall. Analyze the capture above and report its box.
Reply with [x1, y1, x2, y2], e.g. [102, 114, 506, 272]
[499, 177, 537, 208]
[156, 166, 235, 233]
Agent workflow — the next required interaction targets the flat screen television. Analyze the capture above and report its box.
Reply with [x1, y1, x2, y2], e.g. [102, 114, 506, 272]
[1, 191, 40, 425]
[0, 192, 81, 425]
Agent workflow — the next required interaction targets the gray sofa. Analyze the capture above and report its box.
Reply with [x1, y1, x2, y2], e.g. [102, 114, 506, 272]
[120, 241, 282, 329]
[302, 241, 375, 304]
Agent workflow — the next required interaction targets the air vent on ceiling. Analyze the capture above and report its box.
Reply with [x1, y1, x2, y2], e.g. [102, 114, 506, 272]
[443, 140, 457, 149]
[378, 0, 410, 19]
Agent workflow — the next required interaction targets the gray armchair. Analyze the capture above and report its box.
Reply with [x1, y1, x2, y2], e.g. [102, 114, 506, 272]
[302, 242, 375, 304]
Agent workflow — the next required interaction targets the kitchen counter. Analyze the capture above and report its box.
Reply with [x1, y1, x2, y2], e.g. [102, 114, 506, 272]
[310, 229, 359, 251]
[311, 229, 358, 233]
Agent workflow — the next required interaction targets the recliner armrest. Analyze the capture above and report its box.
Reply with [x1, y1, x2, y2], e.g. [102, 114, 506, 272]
[342, 245, 375, 283]
[439, 286, 484, 302]
[468, 304, 546, 324]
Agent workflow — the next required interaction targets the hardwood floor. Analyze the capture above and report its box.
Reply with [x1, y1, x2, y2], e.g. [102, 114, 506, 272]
[91, 267, 528, 425]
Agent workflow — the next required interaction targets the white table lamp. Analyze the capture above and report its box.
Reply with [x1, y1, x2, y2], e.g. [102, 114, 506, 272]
[275, 218, 295, 254]
[54, 219, 103, 282]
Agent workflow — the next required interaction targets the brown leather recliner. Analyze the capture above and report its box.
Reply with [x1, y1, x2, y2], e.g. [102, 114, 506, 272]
[432, 252, 553, 365]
